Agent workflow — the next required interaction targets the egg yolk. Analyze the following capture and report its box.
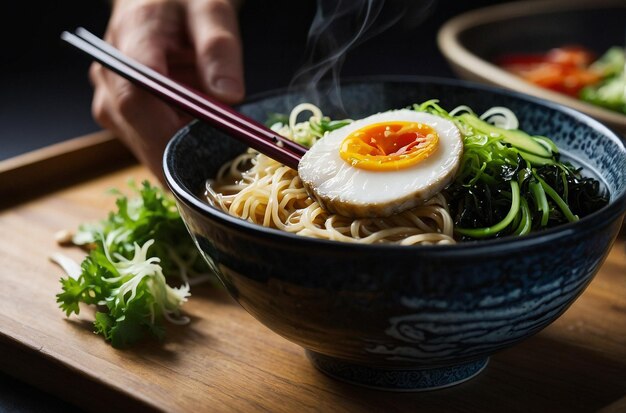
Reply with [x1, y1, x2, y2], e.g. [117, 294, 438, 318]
[339, 121, 439, 171]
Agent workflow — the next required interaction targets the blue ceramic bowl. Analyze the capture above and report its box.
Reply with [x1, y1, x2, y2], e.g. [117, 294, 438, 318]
[164, 77, 626, 391]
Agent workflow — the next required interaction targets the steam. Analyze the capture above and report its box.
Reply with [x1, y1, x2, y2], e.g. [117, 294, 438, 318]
[289, 0, 437, 115]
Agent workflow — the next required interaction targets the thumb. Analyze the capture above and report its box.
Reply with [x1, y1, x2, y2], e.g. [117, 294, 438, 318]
[188, 0, 245, 103]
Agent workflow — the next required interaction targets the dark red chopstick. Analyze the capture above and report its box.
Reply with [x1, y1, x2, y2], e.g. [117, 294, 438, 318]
[61, 28, 305, 169]
[73, 28, 307, 158]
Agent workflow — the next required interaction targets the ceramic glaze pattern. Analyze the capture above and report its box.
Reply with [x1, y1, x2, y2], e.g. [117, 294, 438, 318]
[369, 259, 599, 361]
[366, 227, 612, 362]
[307, 351, 488, 391]
[164, 78, 626, 391]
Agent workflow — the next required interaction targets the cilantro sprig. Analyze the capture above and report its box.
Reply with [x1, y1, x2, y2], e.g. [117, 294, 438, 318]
[56, 181, 211, 348]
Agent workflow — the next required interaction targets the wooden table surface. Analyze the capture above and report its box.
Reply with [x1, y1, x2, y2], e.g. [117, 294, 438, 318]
[0, 134, 625, 413]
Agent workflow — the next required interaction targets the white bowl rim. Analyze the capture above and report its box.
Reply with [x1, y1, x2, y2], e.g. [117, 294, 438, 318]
[437, 0, 626, 133]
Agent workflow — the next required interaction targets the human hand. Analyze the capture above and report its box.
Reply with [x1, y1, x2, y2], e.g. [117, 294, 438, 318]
[90, 0, 244, 182]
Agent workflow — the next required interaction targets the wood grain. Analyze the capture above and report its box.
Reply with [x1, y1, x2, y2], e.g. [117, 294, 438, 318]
[0, 131, 135, 209]
[0, 163, 624, 413]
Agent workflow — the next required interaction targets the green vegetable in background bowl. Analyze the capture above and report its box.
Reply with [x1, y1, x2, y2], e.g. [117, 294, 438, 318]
[580, 47, 626, 114]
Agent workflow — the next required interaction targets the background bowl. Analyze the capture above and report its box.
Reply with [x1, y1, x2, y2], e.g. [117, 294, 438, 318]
[164, 78, 626, 391]
[437, 0, 626, 135]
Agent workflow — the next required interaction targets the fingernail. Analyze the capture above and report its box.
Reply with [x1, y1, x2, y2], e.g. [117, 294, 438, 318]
[213, 77, 244, 99]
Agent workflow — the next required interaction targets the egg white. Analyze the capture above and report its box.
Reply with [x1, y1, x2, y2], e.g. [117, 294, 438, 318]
[298, 109, 463, 217]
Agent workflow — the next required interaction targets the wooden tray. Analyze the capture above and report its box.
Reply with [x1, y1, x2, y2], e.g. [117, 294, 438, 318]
[1, 132, 625, 413]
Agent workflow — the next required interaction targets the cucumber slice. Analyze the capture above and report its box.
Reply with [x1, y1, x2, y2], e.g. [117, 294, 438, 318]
[533, 136, 559, 154]
[517, 150, 555, 166]
[461, 114, 552, 157]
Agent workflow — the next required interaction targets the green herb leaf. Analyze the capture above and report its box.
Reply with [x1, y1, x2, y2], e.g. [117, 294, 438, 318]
[57, 181, 211, 348]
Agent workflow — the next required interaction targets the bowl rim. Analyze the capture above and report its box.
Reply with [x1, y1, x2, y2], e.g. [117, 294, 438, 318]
[163, 75, 626, 254]
[436, 0, 626, 133]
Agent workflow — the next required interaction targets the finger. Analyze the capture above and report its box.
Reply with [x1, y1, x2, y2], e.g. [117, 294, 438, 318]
[104, 2, 187, 177]
[113, 83, 182, 181]
[107, 1, 183, 129]
[90, 63, 111, 129]
[93, 80, 180, 183]
[90, 48, 183, 181]
[168, 49, 205, 90]
[188, 0, 245, 103]
[93, 47, 181, 172]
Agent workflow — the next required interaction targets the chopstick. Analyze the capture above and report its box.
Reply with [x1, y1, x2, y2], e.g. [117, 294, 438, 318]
[60, 28, 306, 169]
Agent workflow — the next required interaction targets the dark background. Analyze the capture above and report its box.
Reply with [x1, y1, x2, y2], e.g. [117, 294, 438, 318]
[0, 0, 501, 411]
[1, 2, 109, 161]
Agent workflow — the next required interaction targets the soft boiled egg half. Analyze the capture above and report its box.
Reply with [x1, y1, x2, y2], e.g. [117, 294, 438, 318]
[298, 109, 463, 217]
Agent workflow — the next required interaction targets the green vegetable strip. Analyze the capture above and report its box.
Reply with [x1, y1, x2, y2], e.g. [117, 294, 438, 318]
[535, 175, 580, 222]
[515, 150, 556, 166]
[459, 113, 553, 157]
[513, 198, 532, 236]
[455, 180, 521, 238]
[325, 119, 352, 131]
[529, 180, 550, 226]
[533, 136, 559, 153]
[309, 120, 323, 135]
[557, 165, 569, 203]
